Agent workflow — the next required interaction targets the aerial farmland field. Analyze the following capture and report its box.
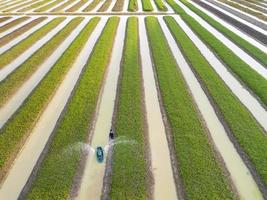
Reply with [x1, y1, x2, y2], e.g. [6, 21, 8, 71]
[0, 0, 266, 199]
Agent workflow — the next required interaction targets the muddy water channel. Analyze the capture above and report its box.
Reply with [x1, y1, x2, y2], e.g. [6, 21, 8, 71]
[0, 17, 72, 129]
[159, 17, 263, 200]
[0, 17, 53, 54]
[174, 16, 267, 132]
[139, 17, 178, 200]
[176, 0, 267, 80]
[76, 17, 126, 200]
[0, 17, 107, 200]
[188, 0, 267, 53]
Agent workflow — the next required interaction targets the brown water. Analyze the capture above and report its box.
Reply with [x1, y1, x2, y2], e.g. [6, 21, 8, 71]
[0, 17, 108, 200]
[176, 0, 267, 80]
[188, 0, 267, 52]
[162, 16, 263, 200]
[175, 15, 267, 131]
[139, 16, 178, 200]
[0, 17, 52, 54]
[76, 17, 126, 200]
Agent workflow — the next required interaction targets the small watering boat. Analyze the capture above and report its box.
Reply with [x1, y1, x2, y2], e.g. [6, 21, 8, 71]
[96, 146, 104, 163]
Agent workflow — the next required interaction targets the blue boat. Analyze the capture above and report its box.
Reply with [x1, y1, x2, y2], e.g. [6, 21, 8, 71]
[96, 146, 104, 163]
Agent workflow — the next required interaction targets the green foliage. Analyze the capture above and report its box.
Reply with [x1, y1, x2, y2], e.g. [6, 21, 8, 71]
[128, 0, 138, 11]
[154, 0, 167, 11]
[83, 0, 101, 11]
[167, 0, 267, 107]
[0, 17, 100, 180]
[110, 17, 148, 200]
[0, 17, 83, 107]
[26, 17, 119, 199]
[141, 0, 153, 11]
[0, 17, 65, 69]
[218, 0, 267, 21]
[179, 0, 267, 68]
[164, 15, 267, 189]
[146, 16, 235, 200]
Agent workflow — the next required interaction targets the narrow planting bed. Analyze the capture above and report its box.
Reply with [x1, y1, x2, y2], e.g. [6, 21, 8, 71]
[0, 18, 64, 69]
[0, 17, 46, 47]
[164, 15, 267, 192]
[25, 17, 119, 199]
[146, 16, 235, 200]
[110, 17, 148, 200]
[0, 18, 82, 108]
[167, 0, 267, 107]
[0, 17, 99, 182]
[180, 0, 267, 67]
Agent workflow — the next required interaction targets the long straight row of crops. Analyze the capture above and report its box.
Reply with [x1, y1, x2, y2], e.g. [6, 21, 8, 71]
[0, 0, 266, 199]
[0, 0, 173, 12]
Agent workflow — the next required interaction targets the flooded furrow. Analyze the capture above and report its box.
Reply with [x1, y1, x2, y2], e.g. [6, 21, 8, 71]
[174, 15, 267, 131]
[139, 17, 178, 200]
[137, 0, 143, 12]
[188, 0, 267, 53]
[0, 17, 63, 82]
[92, 0, 107, 12]
[8, 0, 44, 12]
[46, 0, 70, 12]
[203, 0, 267, 33]
[77, 0, 94, 12]
[0, 17, 53, 54]
[62, 0, 81, 12]
[175, 0, 267, 79]
[122, 0, 129, 12]
[0, 17, 33, 38]
[227, 0, 267, 15]
[0, 17, 74, 128]
[0, 17, 18, 27]
[214, 0, 267, 22]
[76, 17, 126, 200]
[0, 0, 32, 11]
[25, 0, 60, 12]
[159, 16, 263, 200]
[106, 0, 118, 12]
[150, 0, 159, 12]
[0, 17, 107, 200]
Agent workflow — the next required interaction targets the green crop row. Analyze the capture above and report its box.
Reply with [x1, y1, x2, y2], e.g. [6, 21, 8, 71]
[0, 17, 29, 34]
[26, 17, 119, 199]
[18, 0, 54, 12]
[232, 0, 264, 12]
[167, 0, 267, 107]
[0, 17, 64, 69]
[142, 0, 153, 11]
[98, 0, 112, 11]
[0, 17, 46, 47]
[154, 0, 167, 10]
[0, 18, 82, 107]
[34, 0, 63, 12]
[164, 15, 267, 190]
[179, 0, 267, 67]
[0, 17, 99, 181]
[110, 17, 148, 200]
[66, 0, 88, 12]
[51, 0, 77, 12]
[0, 0, 25, 11]
[0, 17, 11, 23]
[145, 16, 235, 200]
[112, 0, 124, 11]
[128, 0, 138, 11]
[83, 0, 101, 11]
[218, 0, 267, 21]
[3, 0, 37, 12]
